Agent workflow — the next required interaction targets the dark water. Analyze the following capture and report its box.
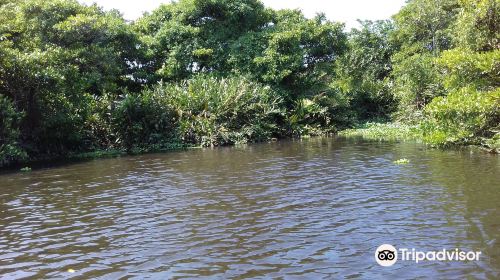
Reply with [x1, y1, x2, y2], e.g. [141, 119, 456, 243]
[0, 137, 499, 279]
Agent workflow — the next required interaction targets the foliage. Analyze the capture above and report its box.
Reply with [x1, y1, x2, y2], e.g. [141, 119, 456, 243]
[0, 0, 138, 159]
[133, 0, 271, 81]
[111, 91, 178, 152]
[372, 0, 500, 149]
[390, 0, 459, 119]
[340, 122, 420, 141]
[415, 0, 500, 147]
[436, 48, 500, 91]
[391, 0, 459, 56]
[391, 53, 446, 121]
[333, 20, 396, 121]
[289, 92, 353, 136]
[453, 0, 499, 51]
[135, 2, 347, 103]
[421, 87, 500, 146]
[152, 76, 284, 147]
[251, 12, 346, 95]
[0, 95, 27, 167]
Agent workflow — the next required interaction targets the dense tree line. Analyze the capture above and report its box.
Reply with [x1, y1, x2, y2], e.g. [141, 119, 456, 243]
[0, 0, 498, 167]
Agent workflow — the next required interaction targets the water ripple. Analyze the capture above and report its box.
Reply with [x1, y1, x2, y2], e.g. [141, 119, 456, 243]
[0, 138, 499, 279]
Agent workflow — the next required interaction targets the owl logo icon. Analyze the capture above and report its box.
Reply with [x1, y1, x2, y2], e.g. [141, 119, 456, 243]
[375, 244, 398, 266]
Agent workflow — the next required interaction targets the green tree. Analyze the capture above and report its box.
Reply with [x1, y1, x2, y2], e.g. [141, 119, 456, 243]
[421, 0, 500, 147]
[0, 94, 27, 167]
[392, 0, 459, 56]
[333, 20, 396, 121]
[134, 0, 270, 82]
[390, 0, 460, 120]
[136, 1, 347, 99]
[251, 12, 347, 97]
[0, 0, 138, 157]
[454, 0, 499, 51]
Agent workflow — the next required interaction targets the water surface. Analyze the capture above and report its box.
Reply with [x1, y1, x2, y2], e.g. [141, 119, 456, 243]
[0, 137, 499, 279]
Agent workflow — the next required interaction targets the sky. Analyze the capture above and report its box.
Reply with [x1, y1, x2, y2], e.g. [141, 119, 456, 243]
[79, 0, 407, 29]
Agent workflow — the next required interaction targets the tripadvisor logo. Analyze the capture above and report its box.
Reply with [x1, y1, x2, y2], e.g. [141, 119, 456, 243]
[375, 244, 397, 266]
[375, 244, 481, 267]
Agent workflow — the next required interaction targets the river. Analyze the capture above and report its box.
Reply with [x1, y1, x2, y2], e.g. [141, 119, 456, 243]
[0, 137, 499, 279]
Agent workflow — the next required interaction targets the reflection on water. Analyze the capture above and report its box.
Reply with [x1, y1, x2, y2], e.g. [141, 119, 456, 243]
[0, 137, 499, 279]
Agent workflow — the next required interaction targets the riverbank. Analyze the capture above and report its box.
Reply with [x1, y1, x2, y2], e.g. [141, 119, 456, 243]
[1, 144, 193, 174]
[339, 122, 500, 154]
[3, 137, 286, 173]
[6, 128, 497, 174]
[7, 120, 500, 174]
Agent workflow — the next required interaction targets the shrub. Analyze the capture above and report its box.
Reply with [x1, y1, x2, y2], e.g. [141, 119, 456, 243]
[83, 93, 115, 150]
[289, 98, 330, 136]
[391, 53, 445, 122]
[112, 91, 178, 152]
[152, 75, 284, 147]
[0, 94, 27, 167]
[340, 122, 420, 141]
[437, 48, 500, 91]
[35, 90, 95, 156]
[422, 87, 500, 146]
[289, 92, 353, 136]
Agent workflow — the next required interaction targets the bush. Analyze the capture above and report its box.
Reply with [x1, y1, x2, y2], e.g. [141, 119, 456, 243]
[289, 98, 330, 136]
[437, 48, 500, 91]
[340, 122, 420, 141]
[289, 92, 353, 136]
[152, 75, 284, 147]
[0, 94, 27, 167]
[35, 90, 95, 156]
[81, 93, 119, 151]
[112, 91, 178, 152]
[391, 53, 445, 122]
[422, 87, 500, 146]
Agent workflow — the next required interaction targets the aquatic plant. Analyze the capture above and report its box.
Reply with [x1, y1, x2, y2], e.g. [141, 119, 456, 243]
[340, 122, 420, 141]
[393, 158, 410, 164]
